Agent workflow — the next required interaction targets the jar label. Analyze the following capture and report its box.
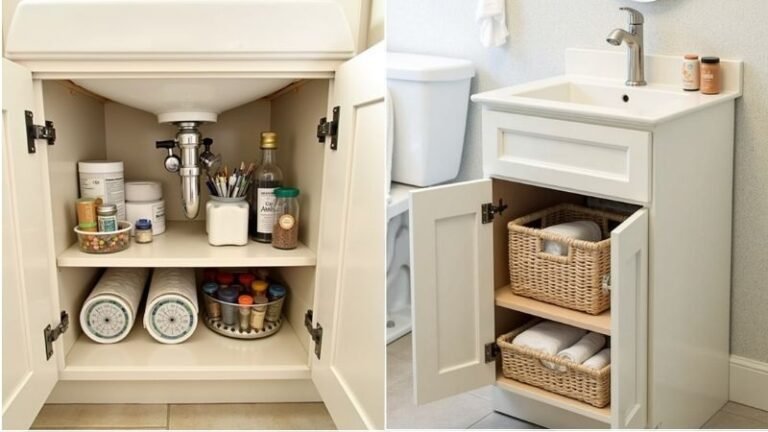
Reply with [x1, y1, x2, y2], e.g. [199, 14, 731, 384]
[278, 214, 295, 230]
[256, 188, 277, 235]
[98, 215, 118, 232]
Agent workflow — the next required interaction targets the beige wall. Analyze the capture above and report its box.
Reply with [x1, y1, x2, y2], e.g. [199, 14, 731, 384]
[389, 0, 768, 362]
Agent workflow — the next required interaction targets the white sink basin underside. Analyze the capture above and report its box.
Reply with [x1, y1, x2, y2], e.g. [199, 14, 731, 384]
[73, 78, 295, 122]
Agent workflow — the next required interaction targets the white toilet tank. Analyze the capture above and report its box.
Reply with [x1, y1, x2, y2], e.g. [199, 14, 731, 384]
[387, 52, 475, 187]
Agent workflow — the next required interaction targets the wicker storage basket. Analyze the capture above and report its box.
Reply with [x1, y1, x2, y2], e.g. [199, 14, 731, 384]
[498, 320, 611, 408]
[508, 204, 627, 315]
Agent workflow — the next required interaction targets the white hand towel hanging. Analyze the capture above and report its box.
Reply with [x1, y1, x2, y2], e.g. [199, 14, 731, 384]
[476, 0, 509, 47]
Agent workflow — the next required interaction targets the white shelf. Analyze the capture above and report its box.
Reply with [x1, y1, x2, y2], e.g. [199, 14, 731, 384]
[496, 375, 611, 424]
[387, 183, 418, 220]
[58, 221, 317, 268]
[495, 287, 611, 335]
[62, 320, 310, 381]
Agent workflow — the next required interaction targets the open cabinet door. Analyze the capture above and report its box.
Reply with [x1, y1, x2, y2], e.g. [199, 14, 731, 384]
[311, 43, 385, 430]
[2, 59, 60, 429]
[610, 209, 649, 428]
[410, 179, 496, 404]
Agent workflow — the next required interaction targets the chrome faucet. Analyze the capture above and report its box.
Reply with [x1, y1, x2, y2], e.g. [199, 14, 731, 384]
[606, 7, 646, 86]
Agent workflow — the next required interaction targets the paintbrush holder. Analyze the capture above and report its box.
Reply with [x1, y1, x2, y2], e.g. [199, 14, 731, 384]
[206, 196, 249, 246]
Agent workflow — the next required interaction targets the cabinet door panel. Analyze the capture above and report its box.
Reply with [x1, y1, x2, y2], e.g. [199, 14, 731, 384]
[311, 43, 385, 430]
[2, 59, 59, 429]
[610, 209, 649, 428]
[410, 179, 495, 404]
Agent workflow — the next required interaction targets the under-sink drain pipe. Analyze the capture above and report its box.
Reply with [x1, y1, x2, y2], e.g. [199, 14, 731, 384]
[156, 121, 219, 219]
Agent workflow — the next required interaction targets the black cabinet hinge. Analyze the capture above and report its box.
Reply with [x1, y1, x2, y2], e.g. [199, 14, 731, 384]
[44, 311, 69, 360]
[481, 199, 508, 224]
[25, 110, 56, 154]
[317, 106, 340, 150]
[485, 342, 499, 363]
[304, 309, 323, 360]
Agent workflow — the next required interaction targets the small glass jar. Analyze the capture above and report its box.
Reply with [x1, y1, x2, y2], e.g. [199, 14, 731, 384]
[272, 187, 300, 250]
[701, 56, 721, 95]
[238, 295, 254, 330]
[265, 284, 287, 322]
[251, 280, 268, 298]
[135, 219, 153, 243]
[97, 203, 118, 232]
[201, 282, 221, 320]
[250, 295, 269, 330]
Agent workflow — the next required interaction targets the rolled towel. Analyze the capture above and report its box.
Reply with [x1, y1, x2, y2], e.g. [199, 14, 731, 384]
[512, 321, 587, 356]
[582, 348, 611, 370]
[555, 332, 606, 372]
[542, 220, 602, 256]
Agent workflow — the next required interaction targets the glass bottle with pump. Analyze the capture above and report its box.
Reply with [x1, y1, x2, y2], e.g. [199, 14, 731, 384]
[250, 131, 283, 242]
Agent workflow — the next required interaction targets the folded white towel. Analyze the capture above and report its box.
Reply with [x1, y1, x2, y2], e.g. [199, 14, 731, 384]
[555, 332, 606, 372]
[542, 220, 602, 256]
[582, 348, 611, 370]
[476, 0, 509, 48]
[512, 321, 587, 356]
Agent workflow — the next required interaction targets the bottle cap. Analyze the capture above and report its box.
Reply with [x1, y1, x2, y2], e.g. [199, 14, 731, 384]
[253, 295, 269, 304]
[203, 268, 218, 282]
[96, 204, 117, 214]
[216, 272, 234, 285]
[275, 187, 300, 198]
[684, 54, 699, 60]
[268, 284, 287, 299]
[251, 280, 268, 293]
[202, 282, 219, 295]
[701, 56, 720, 64]
[238, 295, 254, 305]
[260, 131, 278, 149]
[217, 286, 239, 303]
[135, 219, 152, 230]
[238, 273, 255, 287]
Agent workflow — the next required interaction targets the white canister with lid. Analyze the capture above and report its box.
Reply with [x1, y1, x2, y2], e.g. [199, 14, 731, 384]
[125, 181, 166, 235]
[206, 196, 248, 246]
[78, 161, 125, 220]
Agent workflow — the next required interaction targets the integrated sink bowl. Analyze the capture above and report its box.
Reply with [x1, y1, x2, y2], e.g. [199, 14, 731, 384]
[471, 76, 740, 127]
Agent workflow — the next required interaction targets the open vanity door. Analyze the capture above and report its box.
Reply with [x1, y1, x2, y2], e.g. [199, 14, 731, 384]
[410, 179, 496, 404]
[311, 43, 385, 430]
[610, 209, 649, 428]
[2, 59, 60, 429]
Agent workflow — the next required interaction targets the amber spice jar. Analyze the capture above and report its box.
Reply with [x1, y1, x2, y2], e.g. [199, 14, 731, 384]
[700, 57, 721, 95]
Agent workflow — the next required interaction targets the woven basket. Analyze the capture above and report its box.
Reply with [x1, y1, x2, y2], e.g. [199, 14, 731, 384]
[508, 204, 627, 315]
[498, 320, 611, 408]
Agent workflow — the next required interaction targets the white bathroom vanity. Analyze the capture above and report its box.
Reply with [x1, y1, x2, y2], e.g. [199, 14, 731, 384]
[408, 49, 743, 428]
[2, 1, 383, 429]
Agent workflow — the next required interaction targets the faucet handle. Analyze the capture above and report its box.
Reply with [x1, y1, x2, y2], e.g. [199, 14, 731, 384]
[620, 7, 644, 25]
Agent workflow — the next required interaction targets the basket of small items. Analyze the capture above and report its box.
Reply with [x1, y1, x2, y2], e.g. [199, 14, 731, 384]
[508, 204, 627, 315]
[74, 221, 132, 254]
[497, 319, 611, 408]
[199, 269, 288, 339]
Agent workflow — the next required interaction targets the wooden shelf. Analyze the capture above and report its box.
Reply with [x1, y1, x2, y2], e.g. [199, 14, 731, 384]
[62, 320, 310, 381]
[495, 287, 611, 335]
[496, 375, 611, 424]
[387, 182, 418, 220]
[58, 221, 317, 268]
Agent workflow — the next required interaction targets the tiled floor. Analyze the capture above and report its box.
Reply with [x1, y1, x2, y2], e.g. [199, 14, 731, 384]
[32, 402, 336, 430]
[388, 333, 768, 430]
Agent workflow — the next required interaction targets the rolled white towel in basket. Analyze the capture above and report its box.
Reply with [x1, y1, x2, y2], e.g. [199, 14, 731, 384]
[555, 332, 606, 372]
[582, 348, 611, 370]
[541, 220, 602, 256]
[512, 321, 587, 356]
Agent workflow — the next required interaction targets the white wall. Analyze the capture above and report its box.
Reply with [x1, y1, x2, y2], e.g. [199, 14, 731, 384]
[388, 0, 768, 363]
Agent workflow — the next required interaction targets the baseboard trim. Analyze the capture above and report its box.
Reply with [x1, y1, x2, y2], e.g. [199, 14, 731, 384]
[730, 355, 768, 411]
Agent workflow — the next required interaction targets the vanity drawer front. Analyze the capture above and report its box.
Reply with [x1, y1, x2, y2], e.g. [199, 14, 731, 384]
[482, 111, 651, 203]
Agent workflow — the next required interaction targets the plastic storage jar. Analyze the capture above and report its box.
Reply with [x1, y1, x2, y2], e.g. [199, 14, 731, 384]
[206, 196, 249, 246]
[272, 187, 300, 250]
[78, 161, 126, 220]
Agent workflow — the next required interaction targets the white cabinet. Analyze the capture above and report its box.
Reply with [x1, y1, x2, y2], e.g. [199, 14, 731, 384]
[1, 43, 384, 430]
[410, 100, 736, 428]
